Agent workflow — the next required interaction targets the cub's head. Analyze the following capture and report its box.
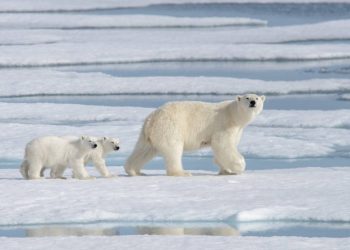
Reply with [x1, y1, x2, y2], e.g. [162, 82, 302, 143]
[101, 137, 120, 152]
[236, 94, 266, 116]
[80, 136, 98, 149]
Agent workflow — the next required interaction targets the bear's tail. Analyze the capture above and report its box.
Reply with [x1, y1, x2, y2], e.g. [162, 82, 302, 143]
[124, 123, 156, 176]
[19, 160, 29, 179]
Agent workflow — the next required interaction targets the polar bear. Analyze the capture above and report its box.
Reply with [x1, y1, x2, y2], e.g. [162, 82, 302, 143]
[125, 93, 265, 176]
[81, 136, 120, 177]
[20, 136, 98, 180]
[48, 136, 120, 178]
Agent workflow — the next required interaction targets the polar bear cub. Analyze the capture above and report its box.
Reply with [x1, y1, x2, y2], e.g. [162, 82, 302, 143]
[82, 136, 120, 177]
[125, 93, 265, 176]
[20, 136, 97, 180]
[52, 136, 120, 178]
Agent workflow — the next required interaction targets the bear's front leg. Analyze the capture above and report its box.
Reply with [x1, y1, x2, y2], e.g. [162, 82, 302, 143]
[93, 158, 116, 178]
[212, 132, 246, 175]
[70, 159, 95, 180]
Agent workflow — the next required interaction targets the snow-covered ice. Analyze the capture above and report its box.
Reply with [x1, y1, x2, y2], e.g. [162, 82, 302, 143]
[340, 94, 350, 100]
[0, 14, 267, 29]
[3, 18, 350, 45]
[1, 70, 350, 96]
[2, 40, 350, 67]
[1, 235, 349, 250]
[0, 167, 349, 225]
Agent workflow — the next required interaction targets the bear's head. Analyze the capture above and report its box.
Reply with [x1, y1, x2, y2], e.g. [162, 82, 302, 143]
[236, 93, 266, 116]
[101, 137, 120, 152]
[80, 136, 98, 150]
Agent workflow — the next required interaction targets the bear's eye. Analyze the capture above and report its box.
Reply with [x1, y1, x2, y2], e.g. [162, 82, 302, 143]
[256, 98, 258, 100]
[246, 97, 249, 100]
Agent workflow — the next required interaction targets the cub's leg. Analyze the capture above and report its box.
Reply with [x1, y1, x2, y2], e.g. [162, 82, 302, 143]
[27, 159, 44, 180]
[50, 165, 67, 179]
[93, 158, 114, 178]
[70, 159, 95, 180]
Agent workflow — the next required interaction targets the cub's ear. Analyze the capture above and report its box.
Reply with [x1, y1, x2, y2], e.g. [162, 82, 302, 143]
[103, 136, 107, 141]
[236, 95, 243, 101]
[81, 136, 86, 140]
[261, 95, 266, 102]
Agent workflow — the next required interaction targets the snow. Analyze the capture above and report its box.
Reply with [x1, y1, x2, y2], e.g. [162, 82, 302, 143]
[0, 30, 61, 46]
[0, 41, 350, 67]
[0, 0, 349, 12]
[3, 18, 350, 45]
[340, 94, 350, 100]
[0, 167, 349, 225]
[0, 14, 267, 29]
[1, 236, 350, 250]
[1, 70, 350, 96]
[3, 18, 350, 66]
[2, 42, 350, 67]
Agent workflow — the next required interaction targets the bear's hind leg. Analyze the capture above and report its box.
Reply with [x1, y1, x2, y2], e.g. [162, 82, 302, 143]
[20, 160, 29, 179]
[50, 165, 67, 179]
[125, 135, 156, 176]
[27, 160, 44, 180]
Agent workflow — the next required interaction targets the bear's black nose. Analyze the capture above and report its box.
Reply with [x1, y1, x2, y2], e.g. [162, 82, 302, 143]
[115, 146, 120, 151]
[92, 144, 98, 149]
[250, 100, 256, 107]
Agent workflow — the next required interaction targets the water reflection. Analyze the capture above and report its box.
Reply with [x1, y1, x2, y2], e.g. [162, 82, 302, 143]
[136, 225, 239, 236]
[25, 227, 118, 237]
[1, 221, 349, 238]
[21, 224, 239, 237]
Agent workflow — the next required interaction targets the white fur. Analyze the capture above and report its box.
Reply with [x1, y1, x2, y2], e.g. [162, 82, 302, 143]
[20, 136, 97, 180]
[125, 93, 265, 176]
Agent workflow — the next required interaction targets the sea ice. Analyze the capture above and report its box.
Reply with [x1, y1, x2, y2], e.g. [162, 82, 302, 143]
[0, 70, 349, 96]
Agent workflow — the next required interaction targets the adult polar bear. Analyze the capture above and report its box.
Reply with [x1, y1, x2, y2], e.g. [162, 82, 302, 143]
[125, 93, 265, 176]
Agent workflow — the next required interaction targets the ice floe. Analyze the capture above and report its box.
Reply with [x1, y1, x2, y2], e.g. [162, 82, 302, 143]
[2, 42, 350, 67]
[0, 167, 348, 225]
[0, 14, 267, 29]
[0, 70, 349, 96]
[2, 235, 349, 250]
[3, 18, 350, 45]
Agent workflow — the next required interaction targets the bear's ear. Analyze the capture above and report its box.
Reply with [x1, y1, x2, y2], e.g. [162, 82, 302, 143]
[103, 136, 107, 141]
[81, 136, 86, 141]
[261, 95, 266, 102]
[236, 95, 242, 102]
